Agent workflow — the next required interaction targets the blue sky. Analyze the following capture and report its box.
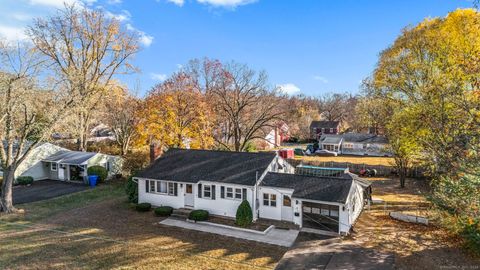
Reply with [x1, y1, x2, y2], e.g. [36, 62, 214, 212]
[0, 0, 474, 96]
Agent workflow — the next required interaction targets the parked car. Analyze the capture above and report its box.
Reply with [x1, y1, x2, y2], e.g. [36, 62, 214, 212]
[314, 149, 338, 156]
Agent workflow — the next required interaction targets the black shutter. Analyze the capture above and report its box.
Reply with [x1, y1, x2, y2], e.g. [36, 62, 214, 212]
[145, 180, 149, 193]
[242, 188, 247, 201]
[212, 185, 216, 200]
[174, 183, 178, 196]
[198, 184, 202, 198]
[220, 186, 225, 199]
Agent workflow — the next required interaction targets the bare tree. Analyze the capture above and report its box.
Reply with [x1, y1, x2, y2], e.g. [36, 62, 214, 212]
[105, 85, 140, 156]
[192, 59, 284, 151]
[27, 4, 139, 151]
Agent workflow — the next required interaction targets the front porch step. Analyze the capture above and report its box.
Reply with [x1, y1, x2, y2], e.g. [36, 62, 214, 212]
[171, 208, 192, 219]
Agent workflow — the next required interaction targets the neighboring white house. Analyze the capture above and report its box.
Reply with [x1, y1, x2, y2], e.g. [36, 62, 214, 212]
[135, 148, 371, 235]
[319, 133, 392, 157]
[1, 142, 122, 183]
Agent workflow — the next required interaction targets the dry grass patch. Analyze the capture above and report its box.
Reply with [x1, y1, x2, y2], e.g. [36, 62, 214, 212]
[295, 155, 395, 166]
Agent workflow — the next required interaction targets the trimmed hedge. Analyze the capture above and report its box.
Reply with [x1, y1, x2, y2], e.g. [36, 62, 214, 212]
[189, 209, 209, 221]
[136, 202, 151, 212]
[16, 176, 34, 186]
[87, 166, 108, 183]
[154, 206, 173, 217]
[235, 200, 253, 227]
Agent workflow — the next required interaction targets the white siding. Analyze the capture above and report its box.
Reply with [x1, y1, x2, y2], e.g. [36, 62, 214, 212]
[195, 182, 254, 218]
[137, 178, 185, 209]
[16, 143, 65, 181]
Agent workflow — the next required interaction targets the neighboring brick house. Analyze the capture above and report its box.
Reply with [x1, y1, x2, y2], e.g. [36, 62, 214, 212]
[310, 121, 341, 140]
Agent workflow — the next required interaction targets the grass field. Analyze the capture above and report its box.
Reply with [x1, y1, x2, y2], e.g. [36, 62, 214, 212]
[0, 181, 286, 269]
[295, 155, 395, 166]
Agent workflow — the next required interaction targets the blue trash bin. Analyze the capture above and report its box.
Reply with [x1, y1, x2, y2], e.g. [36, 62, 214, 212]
[88, 175, 98, 187]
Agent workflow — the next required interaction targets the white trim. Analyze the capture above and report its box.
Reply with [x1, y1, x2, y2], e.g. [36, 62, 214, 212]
[51, 162, 58, 171]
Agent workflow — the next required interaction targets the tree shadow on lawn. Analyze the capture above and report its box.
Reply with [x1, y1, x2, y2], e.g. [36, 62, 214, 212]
[3, 198, 286, 269]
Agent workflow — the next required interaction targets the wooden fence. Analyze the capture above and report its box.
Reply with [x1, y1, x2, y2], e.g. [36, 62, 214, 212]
[285, 158, 425, 178]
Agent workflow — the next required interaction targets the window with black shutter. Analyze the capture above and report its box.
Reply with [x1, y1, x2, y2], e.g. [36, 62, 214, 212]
[242, 188, 247, 200]
[145, 180, 149, 193]
[174, 183, 178, 196]
[220, 186, 225, 198]
[198, 184, 202, 198]
[212, 185, 216, 200]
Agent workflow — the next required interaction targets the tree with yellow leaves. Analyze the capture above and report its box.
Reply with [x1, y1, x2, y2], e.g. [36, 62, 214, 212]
[135, 72, 214, 150]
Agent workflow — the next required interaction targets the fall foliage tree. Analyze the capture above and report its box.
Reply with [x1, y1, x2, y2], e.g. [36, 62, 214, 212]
[27, 4, 139, 152]
[136, 72, 214, 150]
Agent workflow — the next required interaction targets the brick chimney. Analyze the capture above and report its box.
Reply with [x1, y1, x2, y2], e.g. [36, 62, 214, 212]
[149, 143, 162, 163]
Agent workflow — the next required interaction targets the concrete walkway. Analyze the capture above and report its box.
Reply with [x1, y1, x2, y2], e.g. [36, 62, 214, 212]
[160, 218, 299, 247]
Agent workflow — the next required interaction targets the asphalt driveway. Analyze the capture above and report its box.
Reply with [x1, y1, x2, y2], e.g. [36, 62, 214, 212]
[13, 180, 89, 204]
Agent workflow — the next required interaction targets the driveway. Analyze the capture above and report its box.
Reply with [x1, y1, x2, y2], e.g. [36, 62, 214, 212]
[275, 235, 395, 270]
[13, 180, 89, 204]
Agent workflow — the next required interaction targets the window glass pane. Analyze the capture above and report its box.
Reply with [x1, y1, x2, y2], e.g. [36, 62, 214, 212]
[321, 208, 330, 215]
[204, 185, 211, 198]
[283, 196, 291, 207]
[263, 199, 269, 206]
[330, 209, 339, 217]
[263, 193, 268, 200]
[312, 208, 321, 214]
[168, 182, 175, 195]
[235, 188, 242, 199]
[226, 187, 233, 198]
[150, 181, 156, 192]
[303, 206, 311, 213]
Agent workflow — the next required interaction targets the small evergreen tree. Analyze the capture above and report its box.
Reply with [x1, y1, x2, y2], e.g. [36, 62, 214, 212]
[236, 200, 253, 227]
[125, 176, 138, 203]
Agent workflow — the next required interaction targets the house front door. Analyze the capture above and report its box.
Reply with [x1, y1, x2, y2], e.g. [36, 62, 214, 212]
[184, 184, 194, 208]
[281, 195, 293, 221]
[58, 165, 65, 181]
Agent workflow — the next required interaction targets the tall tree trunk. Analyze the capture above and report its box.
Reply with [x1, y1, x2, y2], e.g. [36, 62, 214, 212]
[0, 168, 16, 213]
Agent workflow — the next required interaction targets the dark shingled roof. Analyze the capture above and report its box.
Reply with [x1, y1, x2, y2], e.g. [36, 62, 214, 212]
[136, 148, 277, 186]
[310, 120, 341, 129]
[260, 172, 370, 203]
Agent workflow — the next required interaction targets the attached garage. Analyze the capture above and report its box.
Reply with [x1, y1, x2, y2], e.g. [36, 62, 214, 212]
[302, 201, 339, 233]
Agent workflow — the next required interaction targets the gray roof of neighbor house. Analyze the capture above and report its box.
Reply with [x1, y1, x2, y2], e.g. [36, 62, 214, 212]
[310, 121, 341, 129]
[136, 148, 277, 186]
[260, 172, 370, 204]
[342, 133, 388, 144]
[319, 134, 343, 145]
[43, 150, 97, 165]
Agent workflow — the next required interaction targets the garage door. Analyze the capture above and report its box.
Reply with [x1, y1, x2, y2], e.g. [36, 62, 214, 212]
[302, 202, 339, 233]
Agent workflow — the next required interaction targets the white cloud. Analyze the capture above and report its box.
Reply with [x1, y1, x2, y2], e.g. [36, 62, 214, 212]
[28, 0, 96, 8]
[196, 0, 257, 8]
[0, 25, 28, 42]
[313, 75, 328, 83]
[105, 9, 131, 21]
[126, 23, 154, 47]
[166, 0, 185, 6]
[277, 83, 301, 95]
[107, 0, 122, 4]
[150, 73, 168, 81]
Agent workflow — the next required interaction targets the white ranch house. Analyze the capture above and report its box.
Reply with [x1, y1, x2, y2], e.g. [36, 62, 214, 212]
[135, 148, 371, 235]
[1, 142, 122, 183]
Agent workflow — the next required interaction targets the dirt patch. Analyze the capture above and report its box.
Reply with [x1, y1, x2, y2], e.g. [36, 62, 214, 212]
[33, 198, 287, 269]
[351, 177, 480, 269]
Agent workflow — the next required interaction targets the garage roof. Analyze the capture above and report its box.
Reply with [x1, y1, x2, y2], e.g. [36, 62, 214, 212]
[43, 150, 97, 165]
[260, 172, 370, 204]
[136, 148, 277, 186]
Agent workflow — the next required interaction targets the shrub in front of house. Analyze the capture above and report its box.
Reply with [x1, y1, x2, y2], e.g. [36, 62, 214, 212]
[16, 176, 34, 186]
[235, 200, 253, 227]
[188, 210, 209, 221]
[125, 176, 138, 203]
[87, 166, 108, 183]
[154, 206, 173, 217]
[136, 203, 151, 212]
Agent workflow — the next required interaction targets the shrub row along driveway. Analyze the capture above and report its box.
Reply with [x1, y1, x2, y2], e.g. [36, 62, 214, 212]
[13, 180, 88, 204]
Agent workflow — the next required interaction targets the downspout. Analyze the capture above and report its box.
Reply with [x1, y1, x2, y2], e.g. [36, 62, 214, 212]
[253, 171, 259, 221]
